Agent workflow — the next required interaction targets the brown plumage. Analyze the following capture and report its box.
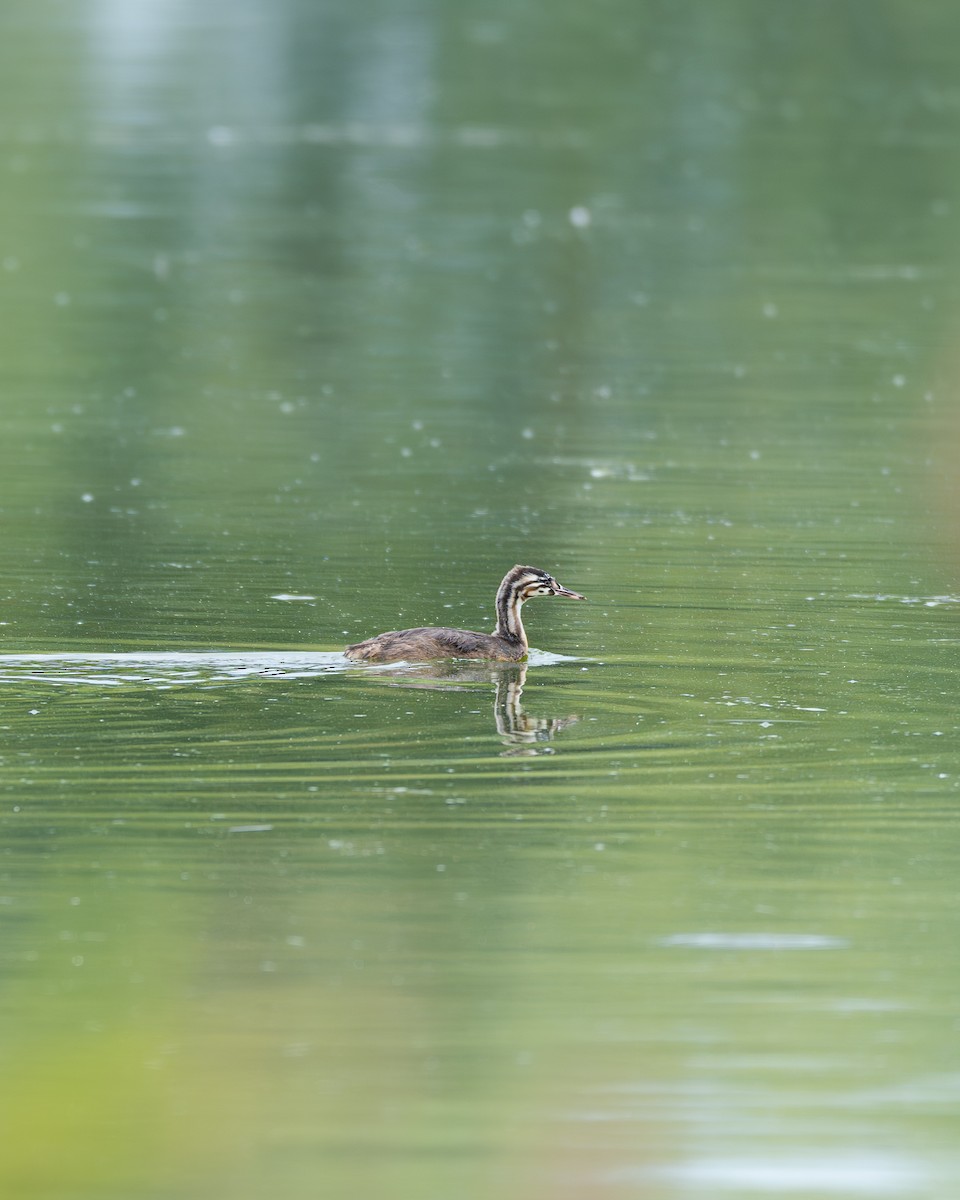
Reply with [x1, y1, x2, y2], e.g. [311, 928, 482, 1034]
[344, 564, 586, 663]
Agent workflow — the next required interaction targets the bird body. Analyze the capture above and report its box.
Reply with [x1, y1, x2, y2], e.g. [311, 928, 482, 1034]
[344, 565, 586, 663]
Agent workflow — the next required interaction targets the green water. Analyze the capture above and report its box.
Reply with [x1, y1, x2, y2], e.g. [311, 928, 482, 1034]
[3, 1, 960, 1196]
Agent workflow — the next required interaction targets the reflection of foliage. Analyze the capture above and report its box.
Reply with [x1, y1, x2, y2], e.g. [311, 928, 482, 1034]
[0, 875, 183, 1194]
[0, 647, 956, 1196]
[0, 1031, 167, 1194]
[1, 1, 959, 1194]
[0, 0, 956, 648]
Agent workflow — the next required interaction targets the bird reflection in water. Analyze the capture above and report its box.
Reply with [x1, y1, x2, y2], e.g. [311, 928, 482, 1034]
[372, 661, 579, 754]
[488, 663, 580, 754]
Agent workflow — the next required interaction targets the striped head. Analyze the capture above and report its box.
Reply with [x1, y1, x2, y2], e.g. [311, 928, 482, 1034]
[504, 565, 586, 603]
[494, 565, 586, 643]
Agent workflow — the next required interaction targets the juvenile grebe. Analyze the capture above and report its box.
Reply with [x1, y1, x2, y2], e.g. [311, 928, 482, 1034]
[344, 564, 586, 663]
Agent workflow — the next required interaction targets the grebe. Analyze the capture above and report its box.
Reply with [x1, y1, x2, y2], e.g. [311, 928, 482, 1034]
[344, 564, 586, 663]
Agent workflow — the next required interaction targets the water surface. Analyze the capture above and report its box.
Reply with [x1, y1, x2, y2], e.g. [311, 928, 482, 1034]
[3, 1, 960, 1197]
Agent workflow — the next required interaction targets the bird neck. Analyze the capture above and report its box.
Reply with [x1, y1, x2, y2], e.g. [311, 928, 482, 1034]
[494, 578, 528, 648]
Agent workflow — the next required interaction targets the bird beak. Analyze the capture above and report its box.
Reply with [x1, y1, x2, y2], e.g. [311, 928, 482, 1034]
[553, 585, 586, 600]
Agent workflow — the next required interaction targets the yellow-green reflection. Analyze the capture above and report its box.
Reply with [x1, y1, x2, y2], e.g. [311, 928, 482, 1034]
[2, 0, 960, 1196]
